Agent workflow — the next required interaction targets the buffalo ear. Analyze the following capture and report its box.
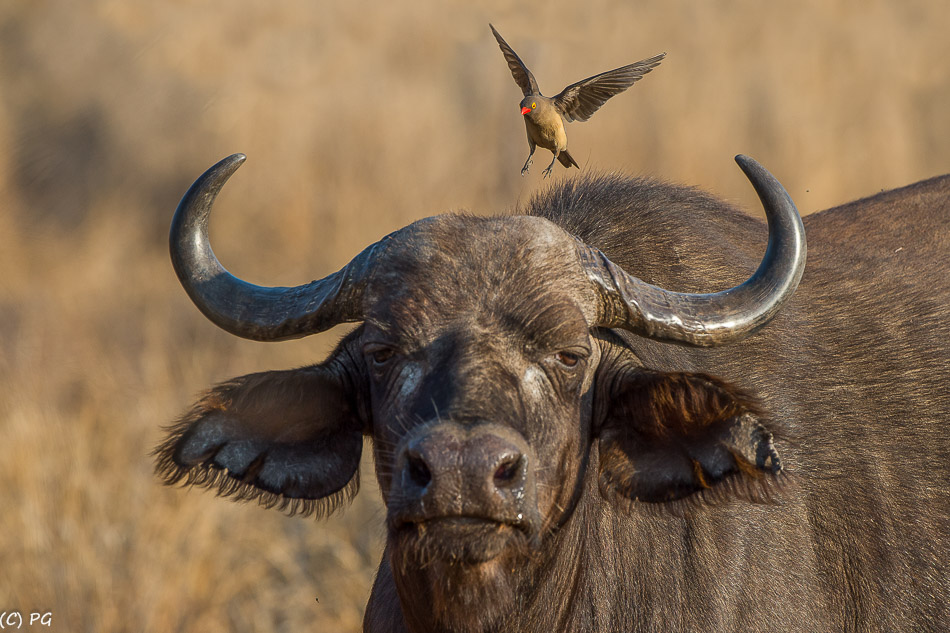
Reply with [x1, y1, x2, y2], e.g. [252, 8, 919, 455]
[596, 370, 782, 508]
[155, 364, 364, 518]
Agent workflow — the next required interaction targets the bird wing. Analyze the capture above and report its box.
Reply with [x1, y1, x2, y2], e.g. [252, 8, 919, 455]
[490, 24, 539, 97]
[553, 53, 665, 122]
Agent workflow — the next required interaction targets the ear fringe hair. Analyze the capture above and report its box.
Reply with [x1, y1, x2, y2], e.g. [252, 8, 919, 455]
[153, 401, 360, 520]
[615, 371, 769, 439]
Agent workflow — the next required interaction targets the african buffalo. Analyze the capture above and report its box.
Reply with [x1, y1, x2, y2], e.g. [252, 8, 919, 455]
[157, 154, 950, 633]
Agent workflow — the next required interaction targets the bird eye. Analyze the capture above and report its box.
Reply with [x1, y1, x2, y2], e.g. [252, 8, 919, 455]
[531, 102, 536, 108]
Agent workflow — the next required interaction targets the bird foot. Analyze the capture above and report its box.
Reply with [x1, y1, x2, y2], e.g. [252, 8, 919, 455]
[542, 166, 553, 178]
[521, 160, 532, 176]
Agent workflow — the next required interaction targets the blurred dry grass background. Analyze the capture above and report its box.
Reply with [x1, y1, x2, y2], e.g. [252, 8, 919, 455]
[1, 0, 948, 630]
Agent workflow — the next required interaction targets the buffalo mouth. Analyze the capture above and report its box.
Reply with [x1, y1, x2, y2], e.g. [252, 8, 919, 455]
[390, 515, 537, 566]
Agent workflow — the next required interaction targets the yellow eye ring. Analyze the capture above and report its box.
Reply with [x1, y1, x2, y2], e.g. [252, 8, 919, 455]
[531, 102, 536, 108]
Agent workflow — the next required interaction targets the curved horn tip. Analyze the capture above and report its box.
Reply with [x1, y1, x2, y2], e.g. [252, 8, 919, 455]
[733, 154, 798, 210]
[176, 154, 248, 204]
[171, 153, 248, 229]
[734, 154, 761, 175]
[209, 153, 247, 178]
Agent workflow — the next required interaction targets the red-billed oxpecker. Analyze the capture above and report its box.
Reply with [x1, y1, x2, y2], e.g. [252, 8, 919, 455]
[490, 24, 665, 177]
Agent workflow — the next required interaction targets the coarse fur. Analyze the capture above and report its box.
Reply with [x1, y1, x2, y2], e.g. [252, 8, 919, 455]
[157, 169, 950, 633]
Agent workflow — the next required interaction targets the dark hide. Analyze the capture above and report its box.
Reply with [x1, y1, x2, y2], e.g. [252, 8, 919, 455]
[158, 171, 950, 633]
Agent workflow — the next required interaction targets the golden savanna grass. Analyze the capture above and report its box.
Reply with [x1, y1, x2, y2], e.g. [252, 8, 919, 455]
[1, 1, 948, 630]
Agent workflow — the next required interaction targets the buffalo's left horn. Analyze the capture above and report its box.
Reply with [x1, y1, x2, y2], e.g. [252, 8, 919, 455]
[170, 154, 386, 341]
[578, 155, 806, 346]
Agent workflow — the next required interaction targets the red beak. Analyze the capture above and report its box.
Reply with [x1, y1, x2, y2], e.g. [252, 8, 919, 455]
[521, 106, 532, 115]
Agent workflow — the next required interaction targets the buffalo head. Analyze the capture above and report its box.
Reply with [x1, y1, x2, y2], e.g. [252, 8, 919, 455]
[156, 154, 804, 632]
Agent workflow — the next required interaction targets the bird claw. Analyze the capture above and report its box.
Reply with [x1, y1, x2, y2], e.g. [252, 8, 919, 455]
[542, 166, 553, 178]
[521, 160, 532, 176]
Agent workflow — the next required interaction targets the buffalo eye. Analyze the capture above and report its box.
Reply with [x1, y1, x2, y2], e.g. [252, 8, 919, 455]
[554, 351, 581, 368]
[365, 345, 398, 367]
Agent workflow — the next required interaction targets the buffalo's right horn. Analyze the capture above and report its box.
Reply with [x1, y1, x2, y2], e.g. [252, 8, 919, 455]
[170, 154, 388, 341]
[578, 155, 806, 347]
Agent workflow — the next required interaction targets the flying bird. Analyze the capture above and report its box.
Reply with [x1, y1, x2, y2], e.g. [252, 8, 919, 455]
[490, 24, 665, 177]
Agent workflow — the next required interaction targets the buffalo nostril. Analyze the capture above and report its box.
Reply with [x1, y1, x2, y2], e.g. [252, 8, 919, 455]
[493, 454, 523, 488]
[406, 452, 432, 489]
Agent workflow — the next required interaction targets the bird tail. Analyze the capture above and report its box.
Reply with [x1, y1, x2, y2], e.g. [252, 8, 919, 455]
[558, 150, 579, 169]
